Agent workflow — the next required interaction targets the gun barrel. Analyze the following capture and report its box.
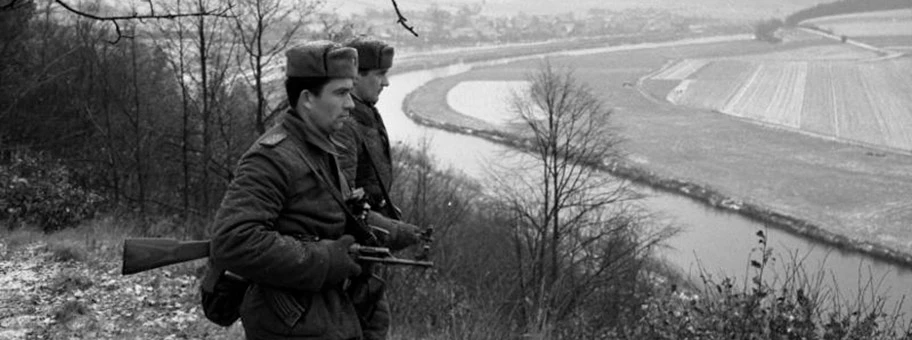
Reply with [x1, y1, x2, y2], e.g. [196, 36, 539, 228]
[357, 255, 434, 268]
[122, 238, 210, 275]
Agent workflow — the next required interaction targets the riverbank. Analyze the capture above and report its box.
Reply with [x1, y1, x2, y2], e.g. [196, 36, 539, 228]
[395, 39, 912, 270]
[401, 101, 912, 269]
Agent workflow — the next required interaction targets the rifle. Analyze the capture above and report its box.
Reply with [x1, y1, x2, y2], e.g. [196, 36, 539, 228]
[121, 238, 433, 276]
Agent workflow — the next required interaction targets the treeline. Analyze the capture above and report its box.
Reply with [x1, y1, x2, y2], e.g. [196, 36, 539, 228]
[0, 0, 343, 234]
[753, 18, 784, 43]
[786, 0, 912, 25]
[752, 0, 911, 43]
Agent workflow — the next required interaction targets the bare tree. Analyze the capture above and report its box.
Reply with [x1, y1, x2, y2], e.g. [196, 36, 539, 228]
[231, 0, 316, 133]
[0, 0, 234, 43]
[492, 60, 671, 335]
[150, 0, 243, 221]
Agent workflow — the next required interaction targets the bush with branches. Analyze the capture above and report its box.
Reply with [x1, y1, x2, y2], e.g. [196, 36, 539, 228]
[620, 230, 912, 339]
[0, 150, 105, 231]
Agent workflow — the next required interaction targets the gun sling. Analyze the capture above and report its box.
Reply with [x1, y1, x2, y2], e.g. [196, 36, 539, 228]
[360, 140, 401, 220]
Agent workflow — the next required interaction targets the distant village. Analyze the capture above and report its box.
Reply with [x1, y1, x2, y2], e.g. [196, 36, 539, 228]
[329, 6, 740, 50]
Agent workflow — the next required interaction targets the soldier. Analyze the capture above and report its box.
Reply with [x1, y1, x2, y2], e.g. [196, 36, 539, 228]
[208, 41, 365, 340]
[337, 37, 398, 219]
[336, 38, 420, 340]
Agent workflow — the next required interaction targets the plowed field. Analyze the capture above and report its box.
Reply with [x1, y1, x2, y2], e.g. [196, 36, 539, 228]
[654, 52, 912, 151]
[665, 60, 755, 111]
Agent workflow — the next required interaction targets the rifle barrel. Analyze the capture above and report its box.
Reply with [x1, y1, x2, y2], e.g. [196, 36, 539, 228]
[357, 255, 434, 268]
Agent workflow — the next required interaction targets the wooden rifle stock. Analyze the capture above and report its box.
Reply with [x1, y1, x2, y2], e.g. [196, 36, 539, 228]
[122, 238, 210, 275]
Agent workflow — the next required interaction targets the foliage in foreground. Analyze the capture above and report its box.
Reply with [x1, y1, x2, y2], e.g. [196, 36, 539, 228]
[617, 231, 912, 340]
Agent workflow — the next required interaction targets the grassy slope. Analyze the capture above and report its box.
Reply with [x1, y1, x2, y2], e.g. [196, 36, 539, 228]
[405, 37, 912, 257]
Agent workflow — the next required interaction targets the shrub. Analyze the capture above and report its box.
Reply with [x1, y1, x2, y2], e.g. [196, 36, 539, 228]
[52, 300, 88, 324]
[49, 269, 94, 295]
[387, 269, 515, 340]
[0, 150, 105, 232]
[47, 239, 88, 263]
[618, 230, 912, 339]
[754, 18, 784, 43]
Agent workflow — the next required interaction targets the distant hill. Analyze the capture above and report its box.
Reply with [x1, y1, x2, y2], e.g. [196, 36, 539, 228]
[785, 0, 912, 25]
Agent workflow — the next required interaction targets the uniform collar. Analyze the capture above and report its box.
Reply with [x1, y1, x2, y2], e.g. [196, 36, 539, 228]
[352, 93, 375, 108]
[281, 109, 339, 155]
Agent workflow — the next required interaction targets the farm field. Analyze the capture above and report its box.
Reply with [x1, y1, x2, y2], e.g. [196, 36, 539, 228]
[803, 8, 912, 37]
[666, 60, 757, 111]
[722, 61, 807, 128]
[855, 35, 912, 51]
[654, 49, 912, 151]
[446, 81, 532, 126]
[405, 37, 912, 257]
[735, 44, 879, 60]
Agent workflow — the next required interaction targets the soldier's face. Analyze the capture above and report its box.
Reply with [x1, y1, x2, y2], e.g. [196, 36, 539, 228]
[353, 68, 389, 104]
[300, 78, 355, 134]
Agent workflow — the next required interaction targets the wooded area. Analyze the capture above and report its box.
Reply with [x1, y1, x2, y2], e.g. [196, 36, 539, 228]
[0, 0, 341, 233]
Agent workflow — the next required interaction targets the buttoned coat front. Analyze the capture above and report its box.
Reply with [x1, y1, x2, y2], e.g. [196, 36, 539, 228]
[210, 110, 361, 340]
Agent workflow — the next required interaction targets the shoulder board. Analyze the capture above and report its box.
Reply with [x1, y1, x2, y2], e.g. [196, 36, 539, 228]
[259, 132, 287, 147]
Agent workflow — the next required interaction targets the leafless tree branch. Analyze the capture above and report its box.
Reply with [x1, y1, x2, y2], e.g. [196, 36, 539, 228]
[0, 0, 28, 11]
[55, 0, 232, 21]
[390, 0, 417, 37]
[52, 0, 234, 43]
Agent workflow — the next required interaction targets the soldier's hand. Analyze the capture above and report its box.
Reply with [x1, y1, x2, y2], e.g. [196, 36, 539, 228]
[390, 222, 421, 250]
[320, 235, 362, 286]
[366, 211, 421, 250]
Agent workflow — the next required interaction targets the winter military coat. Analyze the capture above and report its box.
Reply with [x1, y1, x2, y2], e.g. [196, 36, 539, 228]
[336, 96, 393, 210]
[210, 110, 362, 340]
[335, 98, 393, 340]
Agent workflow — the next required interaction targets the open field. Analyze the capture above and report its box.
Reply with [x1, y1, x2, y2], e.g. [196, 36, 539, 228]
[736, 44, 879, 60]
[655, 51, 912, 151]
[720, 61, 807, 128]
[651, 59, 710, 80]
[803, 8, 912, 37]
[405, 37, 912, 257]
[446, 81, 532, 126]
[669, 59, 755, 110]
[856, 35, 912, 50]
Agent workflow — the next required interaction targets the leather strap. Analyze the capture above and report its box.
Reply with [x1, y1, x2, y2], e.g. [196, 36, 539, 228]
[360, 140, 401, 220]
[293, 143, 380, 247]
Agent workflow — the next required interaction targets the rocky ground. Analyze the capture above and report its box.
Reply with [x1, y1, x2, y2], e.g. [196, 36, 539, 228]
[0, 238, 244, 340]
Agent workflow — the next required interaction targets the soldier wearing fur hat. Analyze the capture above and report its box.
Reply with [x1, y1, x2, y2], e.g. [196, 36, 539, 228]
[336, 37, 399, 218]
[335, 37, 421, 340]
[208, 41, 365, 340]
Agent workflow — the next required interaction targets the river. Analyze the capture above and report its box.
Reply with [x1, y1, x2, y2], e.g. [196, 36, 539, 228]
[377, 40, 912, 320]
